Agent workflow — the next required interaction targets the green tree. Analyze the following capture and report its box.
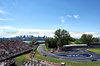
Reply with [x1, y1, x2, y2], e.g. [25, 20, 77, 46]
[54, 29, 70, 48]
[29, 39, 36, 44]
[92, 37, 99, 42]
[45, 38, 57, 48]
[68, 41, 72, 44]
[80, 34, 93, 44]
[45, 39, 50, 47]
[70, 37, 76, 42]
[50, 38, 57, 48]
[74, 40, 82, 44]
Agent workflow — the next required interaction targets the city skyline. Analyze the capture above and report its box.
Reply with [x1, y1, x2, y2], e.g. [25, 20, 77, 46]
[0, 0, 100, 38]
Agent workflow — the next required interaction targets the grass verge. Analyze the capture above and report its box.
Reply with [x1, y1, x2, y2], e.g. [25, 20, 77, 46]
[44, 45, 48, 52]
[15, 53, 31, 66]
[88, 48, 100, 54]
[34, 45, 100, 66]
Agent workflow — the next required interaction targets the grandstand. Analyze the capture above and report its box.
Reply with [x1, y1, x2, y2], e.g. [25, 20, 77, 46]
[0, 40, 33, 62]
[62, 44, 88, 51]
[0, 58, 15, 66]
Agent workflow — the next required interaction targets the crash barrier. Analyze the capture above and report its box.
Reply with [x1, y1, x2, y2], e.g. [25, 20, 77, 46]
[34, 58, 100, 66]
[34, 59, 61, 66]
[30, 51, 35, 59]
[30, 45, 39, 60]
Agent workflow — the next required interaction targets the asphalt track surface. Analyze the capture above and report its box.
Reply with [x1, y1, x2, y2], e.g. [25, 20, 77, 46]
[37, 44, 100, 62]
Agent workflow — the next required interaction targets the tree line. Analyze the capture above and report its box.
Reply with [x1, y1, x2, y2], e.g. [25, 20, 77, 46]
[75, 34, 99, 44]
[45, 29, 100, 49]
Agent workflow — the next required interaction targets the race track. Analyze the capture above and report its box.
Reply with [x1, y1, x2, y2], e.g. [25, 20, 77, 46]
[37, 44, 100, 62]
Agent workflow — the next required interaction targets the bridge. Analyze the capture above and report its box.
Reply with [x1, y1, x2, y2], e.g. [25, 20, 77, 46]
[34, 41, 45, 45]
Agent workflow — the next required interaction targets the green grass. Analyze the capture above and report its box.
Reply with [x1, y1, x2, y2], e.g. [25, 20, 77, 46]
[34, 45, 100, 66]
[14, 45, 38, 66]
[44, 45, 48, 52]
[88, 48, 100, 54]
[15, 53, 31, 66]
[33, 48, 36, 50]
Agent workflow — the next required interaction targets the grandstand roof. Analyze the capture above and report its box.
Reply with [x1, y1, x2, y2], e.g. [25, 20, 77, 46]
[63, 44, 87, 47]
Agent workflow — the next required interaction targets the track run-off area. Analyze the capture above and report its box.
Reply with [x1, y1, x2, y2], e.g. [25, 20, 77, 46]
[37, 44, 100, 62]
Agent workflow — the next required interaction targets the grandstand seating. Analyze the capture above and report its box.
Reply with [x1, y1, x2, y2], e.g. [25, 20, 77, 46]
[0, 40, 32, 61]
[0, 58, 15, 66]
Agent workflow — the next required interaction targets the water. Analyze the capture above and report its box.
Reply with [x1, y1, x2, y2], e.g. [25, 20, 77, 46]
[23, 40, 45, 43]
[23, 41, 30, 43]
[38, 40, 45, 42]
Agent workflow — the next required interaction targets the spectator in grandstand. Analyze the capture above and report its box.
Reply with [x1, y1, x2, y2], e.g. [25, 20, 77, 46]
[0, 40, 32, 61]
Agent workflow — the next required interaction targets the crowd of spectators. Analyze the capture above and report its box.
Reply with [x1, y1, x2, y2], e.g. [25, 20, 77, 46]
[0, 40, 32, 61]
[21, 61, 42, 66]
[0, 58, 15, 66]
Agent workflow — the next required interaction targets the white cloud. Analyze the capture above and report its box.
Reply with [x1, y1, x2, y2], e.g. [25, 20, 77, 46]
[74, 15, 79, 18]
[0, 18, 6, 20]
[0, 30, 4, 35]
[66, 24, 69, 26]
[67, 15, 72, 17]
[61, 20, 65, 23]
[59, 16, 66, 23]
[59, 16, 64, 19]
[0, 26, 100, 38]
[7, 29, 55, 38]
[0, 26, 55, 37]
[7, 31, 100, 38]
[0, 26, 16, 30]
[54, 24, 62, 28]
[93, 35, 100, 38]
[0, 18, 13, 21]
[53, 24, 70, 29]
[0, 10, 12, 21]
[13, 0, 18, 8]
[69, 32, 98, 38]
[0, 10, 6, 14]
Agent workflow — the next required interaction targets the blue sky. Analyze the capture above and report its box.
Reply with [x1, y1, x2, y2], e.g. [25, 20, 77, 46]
[0, 0, 100, 38]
